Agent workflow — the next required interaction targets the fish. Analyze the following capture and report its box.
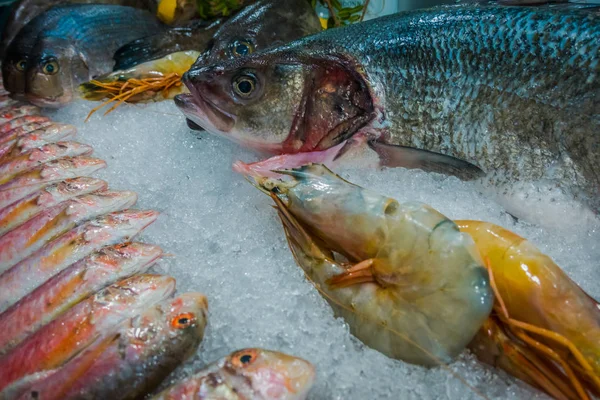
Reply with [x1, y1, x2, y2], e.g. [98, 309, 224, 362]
[81, 0, 322, 110]
[0, 141, 93, 184]
[3, 124, 78, 157]
[114, 0, 321, 70]
[0, 274, 176, 391]
[0, 177, 107, 236]
[151, 348, 315, 400]
[0, 105, 39, 124]
[0, 190, 137, 272]
[0, 119, 53, 142]
[0, 156, 105, 210]
[178, 4, 600, 221]
[0, 0, 159, 58]
[248, 164, 493, 366]
[2, 4, 165, 107]
[0, 242, 163, 355]
[2, 292, 207, 400]
[0, 209, 159, 312]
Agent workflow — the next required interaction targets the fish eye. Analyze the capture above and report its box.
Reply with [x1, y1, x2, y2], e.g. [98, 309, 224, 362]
[232, 74, 257, 98]
[230, 40, 254, 57]
[15, 59, 27, 71]
[231, 349, 258, 368]
[42, 59, 59, 75]
[171, 312, 195, 329]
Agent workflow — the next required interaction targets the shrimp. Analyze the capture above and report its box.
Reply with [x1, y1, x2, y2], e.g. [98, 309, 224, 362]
[80, 51, 199, 121]
[251, 164, 494, 366]
[457, 220, 600, 400]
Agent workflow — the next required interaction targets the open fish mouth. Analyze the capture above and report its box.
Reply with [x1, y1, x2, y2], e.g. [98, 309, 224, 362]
[174, 93, 234, 133]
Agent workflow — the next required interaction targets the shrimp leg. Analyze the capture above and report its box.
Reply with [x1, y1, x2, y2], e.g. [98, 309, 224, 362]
[327, 259, 375, 288]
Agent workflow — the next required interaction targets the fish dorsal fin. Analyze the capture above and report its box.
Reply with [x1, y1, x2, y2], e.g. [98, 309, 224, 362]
[369, 140, 485, 181]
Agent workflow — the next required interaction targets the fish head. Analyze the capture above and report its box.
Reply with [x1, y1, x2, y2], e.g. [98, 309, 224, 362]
[126, 292, 208, 362]
[24, 37, 88, 108]
[178, 47, 374, 155]
[94, 242, 163, 276]
[223, 348, 315, 400]
[197, 0, 321, 65]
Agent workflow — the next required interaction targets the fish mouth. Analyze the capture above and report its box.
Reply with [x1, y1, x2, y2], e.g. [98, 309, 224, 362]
[174, 93, 234, 133]
[25, 92, 71, 109]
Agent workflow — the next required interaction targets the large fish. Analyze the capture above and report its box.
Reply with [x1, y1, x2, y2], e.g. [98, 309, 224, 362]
[113, 0, 322, 70]
[2, 4, 165, 107]
[151, 348, 315, 400]
[2, 293, 207, 400]
[177, 4, 600, 221]
[0, 0, 158, 57]
[0, 274, 176, 391]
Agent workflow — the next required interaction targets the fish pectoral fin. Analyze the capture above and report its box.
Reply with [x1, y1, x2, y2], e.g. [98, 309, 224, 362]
[327, 259, 376, 289]
[369, 140, 485, 181]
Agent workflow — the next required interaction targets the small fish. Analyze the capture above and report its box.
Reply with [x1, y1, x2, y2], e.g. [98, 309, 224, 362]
[0, 141, 93, 185]
[0, 105, 39, 124]
[0, 190, 137, 272]
[3, 292, 208, 400]
[0, 120, 54, 143]
[0, 177, 107, 236]
[0, 0, 159, 57]
[0, 274, 176, 391]
[0, 242, 163, 353]
[2, 4, 165, 107]
[152, 348, 315, 400]
[7, 124, 78, 156]
[179, 4, 600, 221]
[0, 156, 104, 210]
[0, 209, 159, 311]
[0, 115, 50, 136]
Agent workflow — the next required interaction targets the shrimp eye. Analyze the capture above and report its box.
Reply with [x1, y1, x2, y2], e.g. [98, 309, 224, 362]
[16, 59, 27, 71]
[232, 74, 257, 98]
[42, 60, 59, 75]
[231, 349, 258, 368]
[231, 40, 254, 57]
[171, 312, 195, 329]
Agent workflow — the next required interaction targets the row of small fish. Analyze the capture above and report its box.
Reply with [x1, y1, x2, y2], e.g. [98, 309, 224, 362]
[244, 163, 600, 400]
[0, 96, 315, 399]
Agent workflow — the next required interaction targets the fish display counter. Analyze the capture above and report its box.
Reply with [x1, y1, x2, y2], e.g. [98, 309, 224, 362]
[0, 1, 598, 399]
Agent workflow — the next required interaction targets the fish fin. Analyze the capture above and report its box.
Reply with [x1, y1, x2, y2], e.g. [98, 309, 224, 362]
[369, 140, 485, 181]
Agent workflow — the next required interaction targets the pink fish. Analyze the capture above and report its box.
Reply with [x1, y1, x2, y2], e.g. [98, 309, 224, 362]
[1, 124, 78, 159]
[0, 156, 106, 210]
[0, 141, 93, 185]
[3, 293, 207, 400]
[0, 242, 163, 353]
[0, 209, 159, 312]
[0, 177, 107, 236]
[0, 116, 48, 137]
[0, 274, 176, 391]
[0, 121, 54, 144]
[0, 105, 39, 124]
[0, 190, 138, 273]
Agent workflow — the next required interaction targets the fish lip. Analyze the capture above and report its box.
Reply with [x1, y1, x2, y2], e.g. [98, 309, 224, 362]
[175, 87, 235, 133]
[25, 93, 70, 109]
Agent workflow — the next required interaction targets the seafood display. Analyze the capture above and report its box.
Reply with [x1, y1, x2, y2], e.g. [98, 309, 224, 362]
[151, 348, 316, 400]
[2, 5, 165, 107]
[80, 0, 322, 116]
[178, 4, 600, 221]
[242, 162, 600, 399]
[0, 1, 599, 399]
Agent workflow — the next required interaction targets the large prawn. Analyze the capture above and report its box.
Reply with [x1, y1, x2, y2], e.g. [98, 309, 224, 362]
[248, 164, 600, 400]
